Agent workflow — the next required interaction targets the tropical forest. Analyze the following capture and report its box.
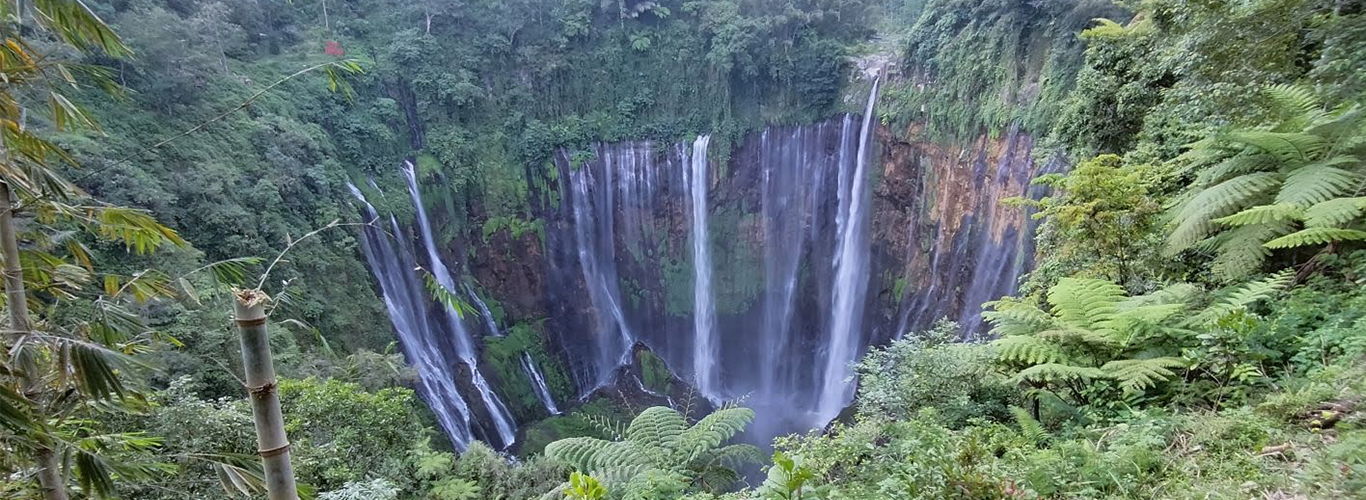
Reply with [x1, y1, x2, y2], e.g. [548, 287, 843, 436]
[2, 0, 1365, 499]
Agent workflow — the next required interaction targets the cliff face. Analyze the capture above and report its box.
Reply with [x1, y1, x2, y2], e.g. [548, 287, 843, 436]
[872, 123, 1058, 339]
[447, 115, 1056, 438]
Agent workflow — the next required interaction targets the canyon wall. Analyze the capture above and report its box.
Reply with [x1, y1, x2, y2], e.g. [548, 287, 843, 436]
[356, 111, 1056, 448]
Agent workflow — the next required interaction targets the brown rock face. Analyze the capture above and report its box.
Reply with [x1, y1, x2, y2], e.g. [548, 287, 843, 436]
[871, 122, 1057, 337]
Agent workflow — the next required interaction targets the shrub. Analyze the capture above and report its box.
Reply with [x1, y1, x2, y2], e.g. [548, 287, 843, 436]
[855, 320, 1017, 426]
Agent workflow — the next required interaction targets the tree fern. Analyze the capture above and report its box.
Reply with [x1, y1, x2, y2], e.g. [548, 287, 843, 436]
[982, 300, 1053, 337]
[1047, 278, 1124, 329]
[1212, 204, 1303, 227]
[1265, 83, 1325, 127]
[543, 406, 758, 496]
[624, 406, 686, 452]
[1168, 172, 1281, 253]
[677, 407, 755, 463]
[1168, 85, 1365, 280]
[1012, 363, 1105, 385]
[1204, 220, 1296, 280]
[988, 277, 1197, 404]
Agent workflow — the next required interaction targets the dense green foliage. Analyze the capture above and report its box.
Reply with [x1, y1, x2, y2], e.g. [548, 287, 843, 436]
[4, 0, 1366, 498]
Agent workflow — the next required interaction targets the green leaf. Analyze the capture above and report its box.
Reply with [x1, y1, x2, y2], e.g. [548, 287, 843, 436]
[1264, 227, 1366, 249]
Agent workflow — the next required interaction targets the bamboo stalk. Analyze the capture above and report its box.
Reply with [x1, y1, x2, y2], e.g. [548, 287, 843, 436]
[234, 289, 299, 500]
[0, 181, 69, 500]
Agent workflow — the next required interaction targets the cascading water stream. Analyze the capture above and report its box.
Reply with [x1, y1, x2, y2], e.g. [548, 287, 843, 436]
[521, 353, 561, 415]
[463, 282, 503, 337]
[687, 135, 719, 401]
[399, 163, 517, 448]
[347, 182, 475, 450]
[569, 157, 635, 393]
[816, 74, 881, 423]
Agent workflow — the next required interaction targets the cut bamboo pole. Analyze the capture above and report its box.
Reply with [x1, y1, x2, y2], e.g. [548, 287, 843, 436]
[234, 288, 299, 500]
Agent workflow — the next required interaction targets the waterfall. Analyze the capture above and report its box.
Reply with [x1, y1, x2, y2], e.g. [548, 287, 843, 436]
[816, 75, 881, 423]
[463, 282, 503, 337]
[347, 182, 475, 450]
[569, 150, 637, 392]
[520, 353, 561, 415]
[399, 162, 518, 448]
[687, 135, 719, 400]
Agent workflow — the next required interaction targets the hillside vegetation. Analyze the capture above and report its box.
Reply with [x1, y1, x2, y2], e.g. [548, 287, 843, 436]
[1, 0, 1364, 499]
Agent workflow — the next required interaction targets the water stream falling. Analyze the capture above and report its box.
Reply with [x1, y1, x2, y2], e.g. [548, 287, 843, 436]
[399, 162, 518, 448]
[348, 182, 475, 450]
[687, 135, 719, 401]
[521, 353, 561, 415]
[356, 74, 1051, 448]
[816, 74, 881, 422]
[463, 282, 503, 337]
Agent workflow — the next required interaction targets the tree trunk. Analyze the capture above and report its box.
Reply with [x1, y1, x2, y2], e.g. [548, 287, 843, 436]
[234, 289, 299, 500]
[0, 181, 68, 500]
[1, 181, 31, 339]
[34, 448, 68, 500]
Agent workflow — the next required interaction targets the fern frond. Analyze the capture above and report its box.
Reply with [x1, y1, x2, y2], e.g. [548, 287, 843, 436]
[1036, 327, 1124, 349]
[544, 437, 633, 471]
[1224, 131, 1326, 164]
[1167, 172, 1281, 254]
[677, 407, 755, 462]
[702, 443, 764, 470]
[1012, 363, 1105, 384]
[625, 407, 686, 452]
[1048, 278, 1124, 330]
[1274, 157, 1361, 207]
[1100, 357, 1186, 394]
[1197, 154, 1277, 184]
[588, 464, 658, 491]
[983, 301, 1053, 337]
[1264, 227, 1366, 249]
[1108, 303, 1186, 343]
[1190, 270, 1292, 327]
[1123, 283, 1200, 308]
[1207, 220, 1296, 280]
[1304, 197, 1366, 228]
[1009, 406, 1049, 445]
[1211, 203, 1304, 227]
[991, 335, 1065, 365]
[1265, 84, 1325, 129]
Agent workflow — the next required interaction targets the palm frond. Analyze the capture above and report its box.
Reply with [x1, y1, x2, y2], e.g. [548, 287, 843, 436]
[31, 0, 132, 57]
